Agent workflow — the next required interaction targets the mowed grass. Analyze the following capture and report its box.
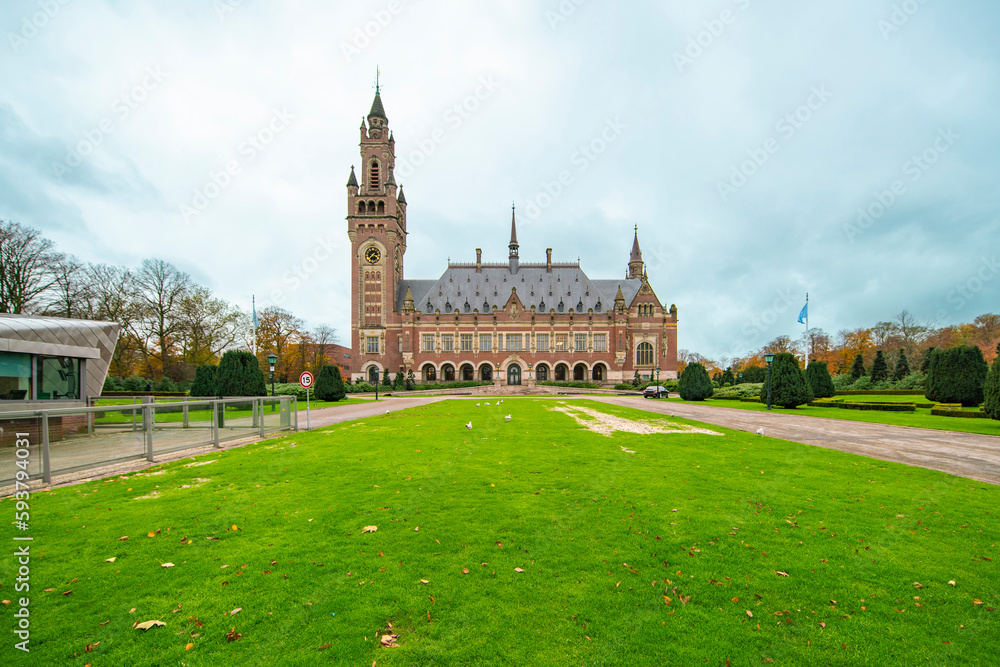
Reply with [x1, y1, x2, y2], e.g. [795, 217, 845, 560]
[669, 396, 1000, 436]
[3, 399, 999, 666]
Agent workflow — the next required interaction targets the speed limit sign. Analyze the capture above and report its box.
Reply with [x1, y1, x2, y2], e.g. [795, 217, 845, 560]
[299, 371, 314, 389]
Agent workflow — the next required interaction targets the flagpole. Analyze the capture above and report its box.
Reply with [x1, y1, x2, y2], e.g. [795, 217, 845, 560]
[805, 292, 810, 369]
[252, 295, 257, 357]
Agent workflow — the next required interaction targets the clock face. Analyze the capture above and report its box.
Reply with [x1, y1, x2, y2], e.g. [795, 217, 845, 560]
[364, 246, 381, 264]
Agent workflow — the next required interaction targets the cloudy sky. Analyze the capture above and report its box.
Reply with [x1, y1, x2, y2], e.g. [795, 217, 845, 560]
[2, 0, 998, 361]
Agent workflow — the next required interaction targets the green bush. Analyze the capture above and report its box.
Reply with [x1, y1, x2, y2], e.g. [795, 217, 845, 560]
[679, 362, 713, 401]
[870, 351, 889, 384]
[739, 366, 767, 384]
[189, 365, 218, 397]
[712, 383, 765, 399]
[983, 354, 1000, 421]
[893, 349, 911, 381]
[315, 365, 347, 402]
[831, 374, 855, 390]
[102, 376, 123, 392]
[760, 353, 813, 408]
[850, 354, 866, 381]
[925, 346, 988, 407]
[804, 362, 835, 399]
[122, 376, 149, 392]
[216, 350, 266, 397]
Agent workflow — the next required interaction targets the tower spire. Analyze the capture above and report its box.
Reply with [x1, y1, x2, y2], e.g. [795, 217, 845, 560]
[508, 203, 519, 274]
[628, 225, 645, 279]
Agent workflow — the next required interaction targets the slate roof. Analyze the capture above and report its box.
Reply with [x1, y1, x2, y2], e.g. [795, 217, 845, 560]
[368, 92, 387, 120]
[397, 266, 643, 314]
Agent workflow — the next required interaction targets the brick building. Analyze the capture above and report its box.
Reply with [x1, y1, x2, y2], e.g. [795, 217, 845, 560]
[347, 87, 678, 387]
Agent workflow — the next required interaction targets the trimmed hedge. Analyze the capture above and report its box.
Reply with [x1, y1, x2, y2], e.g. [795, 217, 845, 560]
[348, 380, 492, 393]
[931, 408, 988, 419]
[840, 402, 915, 412]
[100, 391, 188, 398]
[537, 381, 602, 389]
[836, 390, 926, 396]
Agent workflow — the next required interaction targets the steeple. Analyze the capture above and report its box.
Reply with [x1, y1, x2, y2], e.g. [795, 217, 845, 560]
[368, 71, 387, 124]
[628, 225, 645, 279]
[614, 285, 627, 312]
[346, 165, 358, 189]
[508, 203, 519, 274]
[397, 185, 406, 205]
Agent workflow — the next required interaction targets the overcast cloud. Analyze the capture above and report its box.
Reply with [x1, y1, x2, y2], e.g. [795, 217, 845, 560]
[2, 0, 998, 360]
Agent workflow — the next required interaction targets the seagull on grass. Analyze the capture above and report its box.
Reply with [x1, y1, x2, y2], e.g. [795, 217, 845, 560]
[755, 427, 765, 436]
[504, 414, 511, 422]
[466, 422, 473, 430]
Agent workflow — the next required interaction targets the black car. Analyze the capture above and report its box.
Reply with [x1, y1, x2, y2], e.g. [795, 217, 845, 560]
[643, 386, 667, 398]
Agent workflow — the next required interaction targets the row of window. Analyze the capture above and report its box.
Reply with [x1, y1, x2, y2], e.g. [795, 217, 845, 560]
[365, 336, 658, 365]
[429, 300, 603, 314]
[418, 333, 608, 353]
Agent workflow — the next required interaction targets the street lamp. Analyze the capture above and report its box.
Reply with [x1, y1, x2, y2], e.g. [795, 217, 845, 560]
[764, 353, 775, 411]
[267, 353, 277, 397]
[654, 366, 660, 398]
[373, 368, 380, 402]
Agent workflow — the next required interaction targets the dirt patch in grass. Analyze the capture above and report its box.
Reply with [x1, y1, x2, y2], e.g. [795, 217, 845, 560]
[549, 403, 722, 437]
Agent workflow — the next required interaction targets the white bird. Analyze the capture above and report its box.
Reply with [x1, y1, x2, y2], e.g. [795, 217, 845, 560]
[504, 414, 511, 422]
[465, 422, 473, 430]
[485, 402, 490, 405]
[476, 403, 481, 407]
[386, 410, 390, 414]
[755, 427, 765, 436]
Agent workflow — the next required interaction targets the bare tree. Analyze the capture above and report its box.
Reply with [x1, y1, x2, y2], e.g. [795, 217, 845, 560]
[42, 254, 95, 319]
[135, 259, 193, 378]
[311, 324, 338, 369]
[0, 220, 58, 313]
[893, 310, 929, 355]
[177, 286, 244, 367]
[871, 321, 898, 349]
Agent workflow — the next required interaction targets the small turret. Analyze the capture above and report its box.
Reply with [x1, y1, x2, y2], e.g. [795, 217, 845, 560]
[508, 204, 519, 274]
[628, 226, 645, 279]
[403, 286, 414, 312]
[614, 285, 627, 312]
[347, 165, 359, 192]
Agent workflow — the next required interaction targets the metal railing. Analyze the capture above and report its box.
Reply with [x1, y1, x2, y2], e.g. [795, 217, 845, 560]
[0, 396, 297, 486]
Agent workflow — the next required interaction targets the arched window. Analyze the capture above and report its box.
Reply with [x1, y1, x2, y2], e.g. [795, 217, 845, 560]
[422, 364, 437, 382]
[461, 364, 474, 381]
[636, 342, 654, 366]
[377, 201, 385, 214]
[595, 300, 602, 312]
[426, 301, 433, 314]
[539, 300, 546, 311]
[557, 300, 564, 313]
[480, 365, 493, 381]
[573, 364, 586, 381]
[555, 364, 568, 382]
[592, 364, 606, 382]
[483, 301, 490, 311]
[367, 366, 380, 384]
[576, 300, 583, 312]
[367, 201, 376, 214]
[358, 201, 366, 214]
[536, 364, 549, 381]
[369, 161, 380, 189]
[443, 365, 455, 382]
[445, 301, 452, 313]
[464, 301, 471, 313]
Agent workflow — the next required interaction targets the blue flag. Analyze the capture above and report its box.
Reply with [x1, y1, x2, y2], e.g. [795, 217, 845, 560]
[797, 302, 808, 324]
[252, 297, 258, 329]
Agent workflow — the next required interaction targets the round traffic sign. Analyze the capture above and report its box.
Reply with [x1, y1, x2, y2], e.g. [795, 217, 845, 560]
[299, 371, 314, 389]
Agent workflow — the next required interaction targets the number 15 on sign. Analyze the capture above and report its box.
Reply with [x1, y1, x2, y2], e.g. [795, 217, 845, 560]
[299, 372, 314, 430]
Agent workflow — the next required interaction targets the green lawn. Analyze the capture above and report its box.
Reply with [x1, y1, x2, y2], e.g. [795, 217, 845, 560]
[668, 397, 1000, 436]
[3, 399, 998, 665]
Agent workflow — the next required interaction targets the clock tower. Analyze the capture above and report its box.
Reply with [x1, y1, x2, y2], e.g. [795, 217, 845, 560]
[347, 84, 408, 380]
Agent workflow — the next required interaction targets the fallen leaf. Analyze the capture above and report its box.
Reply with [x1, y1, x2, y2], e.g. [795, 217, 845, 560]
[514, 568, 524, 573]
[230, 608, 242, 616]
[129, 608, 136, 614]
[462, 568, 469, 574]
[134, 620, 166, 631]
[362, 526, 378, 533]
[318, 643, 331, 649]
[948, 580, 956, 587]
[974, 599, 983, 606]
[99, 621, 110, 626]
[731, 597, 740, 602]
[119, 536, 129, 541]
[226, 626, 242, 642]
[62, 591, 72, 596]
[147, 532, 156, 538]
[419, 579, 430, 584]
[231, 525, 238, 531]
[775, 571, 789, 577]
[105, 557, 117, 563]
[914, 582, 923, 589]
[819, 622, 826, 628]
[746, 610, 753, 618]
[185, 643, 194, 651]
[161, 563, 175, 568]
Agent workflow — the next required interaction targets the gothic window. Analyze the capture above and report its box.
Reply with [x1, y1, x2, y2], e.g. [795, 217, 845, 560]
[363, 269, 382, 326]
[595, 300, 602, 312]
[368, 201, 376, 214]
[637, 342, 654, 366]
[557, 300, 564, 313]
[483, 300, 489, 311]
[377, 201, 385, 214]
[576, 300, 584, 311]
[358, 201, 365, 214]
[426, 301, 433, 314]
[539, 300, 546, 311]
[464, 301, 471, 313]
[369, 161, 380, 189]
[445, 301, 452, 313]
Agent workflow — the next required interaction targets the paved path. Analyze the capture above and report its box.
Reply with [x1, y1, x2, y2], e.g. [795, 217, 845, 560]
[294, 396, 446, 429]
[590, 396, 1000, 485]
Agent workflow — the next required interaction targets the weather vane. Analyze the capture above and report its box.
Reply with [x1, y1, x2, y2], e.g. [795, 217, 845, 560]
[374, 66, 381, 94]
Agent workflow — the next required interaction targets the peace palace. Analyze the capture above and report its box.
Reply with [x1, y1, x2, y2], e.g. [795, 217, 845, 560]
[347, 87, 678, 387]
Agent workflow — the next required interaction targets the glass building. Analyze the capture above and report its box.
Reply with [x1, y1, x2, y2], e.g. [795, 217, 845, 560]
[0, 314, 119, 406]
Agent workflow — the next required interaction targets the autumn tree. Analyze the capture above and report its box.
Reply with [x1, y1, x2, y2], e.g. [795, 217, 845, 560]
[177, 287, 244, 369]
[0, 220, 58, 313]
[135, 258, 193, 379]
[256, 306, 304, 382]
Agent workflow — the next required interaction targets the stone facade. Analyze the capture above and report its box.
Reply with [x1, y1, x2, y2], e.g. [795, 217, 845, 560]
[347, 89, 678, 387]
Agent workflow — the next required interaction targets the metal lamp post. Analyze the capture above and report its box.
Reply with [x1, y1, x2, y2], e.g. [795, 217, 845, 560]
[267, 353, 277, 397]
[764, 353, 775, 411]
[654, 366, 660, 398]
[373, 368, 379, 402]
